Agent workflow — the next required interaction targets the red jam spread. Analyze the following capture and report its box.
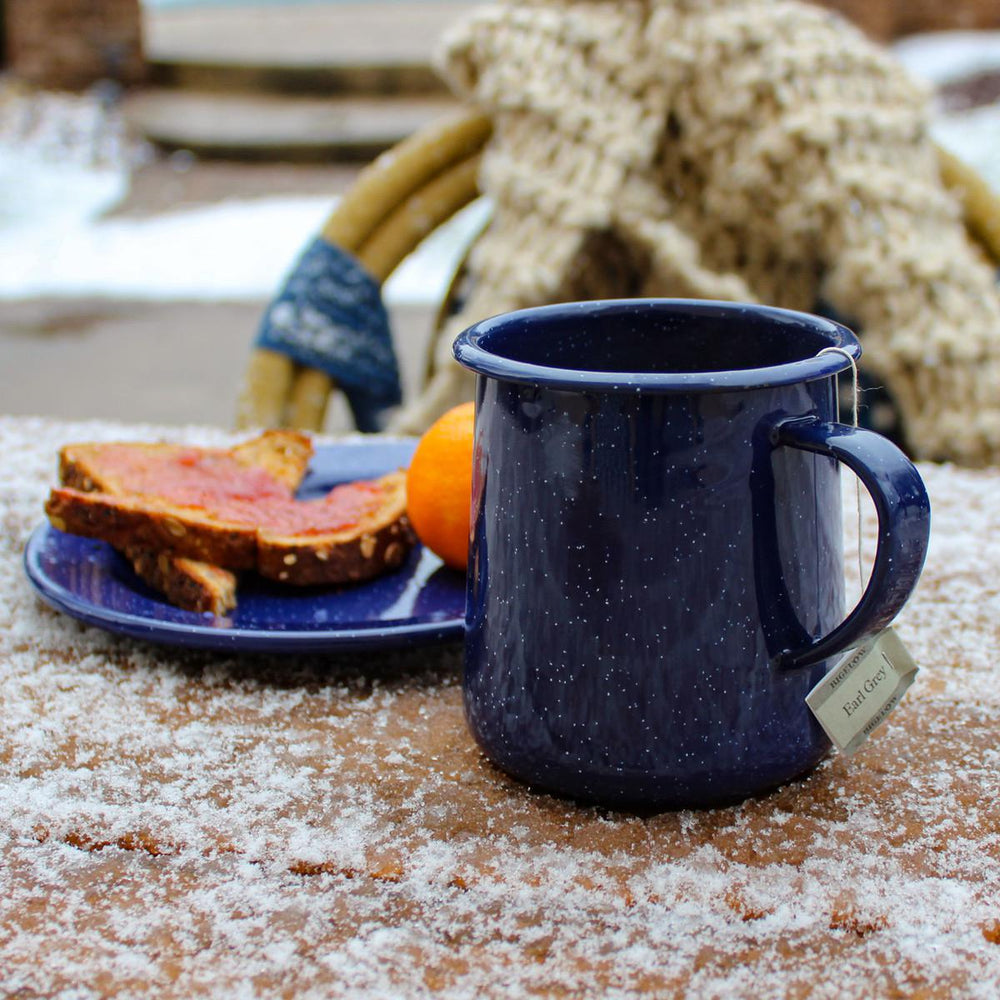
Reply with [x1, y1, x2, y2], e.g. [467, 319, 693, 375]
[240, 481, 388, 536]
[103, 446, 390, 535]
[102, 447, 289, 504]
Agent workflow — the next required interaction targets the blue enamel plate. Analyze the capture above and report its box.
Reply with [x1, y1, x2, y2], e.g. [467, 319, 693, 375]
[24, 439, 466, 653]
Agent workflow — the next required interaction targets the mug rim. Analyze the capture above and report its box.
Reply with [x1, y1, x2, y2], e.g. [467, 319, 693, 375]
[452, 298, 861, 393]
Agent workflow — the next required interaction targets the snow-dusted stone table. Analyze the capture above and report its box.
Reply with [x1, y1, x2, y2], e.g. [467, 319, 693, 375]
[1, 416, 999, 998]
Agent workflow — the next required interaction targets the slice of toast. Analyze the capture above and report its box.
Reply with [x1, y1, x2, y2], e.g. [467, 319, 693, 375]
[125, 547, 238, 616]
[55, 431, 312, 614]
[46, 471, 414, 586]
[59, 430, 312, 497]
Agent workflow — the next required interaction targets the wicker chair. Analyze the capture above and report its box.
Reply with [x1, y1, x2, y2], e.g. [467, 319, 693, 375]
[236, 111, 491, 433]
[236, 109, 1000, 435]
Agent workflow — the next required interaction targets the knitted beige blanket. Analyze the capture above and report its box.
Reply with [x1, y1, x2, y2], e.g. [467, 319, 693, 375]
[394, 0, 1000, 467]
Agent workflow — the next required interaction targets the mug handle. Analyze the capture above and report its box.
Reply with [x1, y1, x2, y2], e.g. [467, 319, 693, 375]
[768, 416, 930, 670]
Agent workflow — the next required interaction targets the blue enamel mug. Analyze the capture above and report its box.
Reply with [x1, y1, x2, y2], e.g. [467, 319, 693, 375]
[453, 299, 930, 809]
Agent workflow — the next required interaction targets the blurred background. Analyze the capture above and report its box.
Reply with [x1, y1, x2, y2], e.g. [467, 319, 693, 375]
[1, 0, 999, 431]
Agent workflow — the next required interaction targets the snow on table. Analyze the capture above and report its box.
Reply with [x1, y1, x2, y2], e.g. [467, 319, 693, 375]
[1, 416, 999, 998]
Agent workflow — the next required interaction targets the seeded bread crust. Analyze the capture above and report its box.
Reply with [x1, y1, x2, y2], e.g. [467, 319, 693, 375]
[125, 547, 238, 616]
[256, 474, 414, 585]
[46, 472, 415, 587]
[46, 489, 260, 569]
[228, 431, 313, 492]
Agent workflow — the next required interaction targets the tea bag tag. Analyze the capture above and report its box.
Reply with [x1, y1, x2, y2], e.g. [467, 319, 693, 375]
[805, 628, 919, 757]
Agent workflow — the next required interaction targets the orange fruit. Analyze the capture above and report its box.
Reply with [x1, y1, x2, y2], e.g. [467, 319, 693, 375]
[406, 401, 475, 570]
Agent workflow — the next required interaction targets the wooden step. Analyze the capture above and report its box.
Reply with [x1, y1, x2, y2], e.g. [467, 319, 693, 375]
[123, 90, 462, 161]
[147, 61, 447, 98]
[142, 1, 465, 96]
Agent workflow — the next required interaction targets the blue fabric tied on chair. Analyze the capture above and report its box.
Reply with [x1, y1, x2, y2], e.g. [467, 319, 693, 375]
[255, 237, 402, 432]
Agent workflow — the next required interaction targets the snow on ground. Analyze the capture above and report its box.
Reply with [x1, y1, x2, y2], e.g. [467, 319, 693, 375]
[0, 84, 488, 305]
[0, 168, 489, 305]
[0, 30, 997, 305]
[894, 30, 1000, 86]
[894, 30, 1000, 193]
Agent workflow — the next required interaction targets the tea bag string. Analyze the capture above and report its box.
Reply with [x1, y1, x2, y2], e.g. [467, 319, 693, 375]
[818, 346, 864, 590]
